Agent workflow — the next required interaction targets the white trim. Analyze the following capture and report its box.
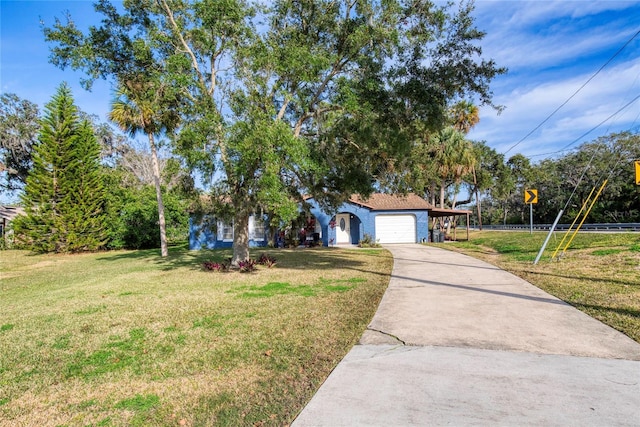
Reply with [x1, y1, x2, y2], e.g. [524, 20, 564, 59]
[249, 216, 265, 241]
[218, 220, 234, 242]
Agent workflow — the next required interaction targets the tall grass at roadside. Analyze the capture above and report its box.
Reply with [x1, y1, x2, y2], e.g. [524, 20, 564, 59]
[0, 247, 393, 426]
[445, 231, 640, 343]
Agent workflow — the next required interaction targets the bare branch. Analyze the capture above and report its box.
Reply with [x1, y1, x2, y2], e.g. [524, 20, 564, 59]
[293, 112, 314, 138]
[276, 98, 290, 122]
[157, 0, 208, 91]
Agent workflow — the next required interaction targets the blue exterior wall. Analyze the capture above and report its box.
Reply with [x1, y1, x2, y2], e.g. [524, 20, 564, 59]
[402, 210, 430, 243]
[306, 198, 430, 246]
[189, 199, 430, 250]
[307, 199, 371, 246]
[189, 216, 269, 250]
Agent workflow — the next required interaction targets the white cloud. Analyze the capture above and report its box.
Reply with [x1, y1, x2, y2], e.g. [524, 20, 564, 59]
[474, 1, 635, 27]
[467, 1, 640, 159]
[475, 1, 639, 72]
[469, 59, 640, 158]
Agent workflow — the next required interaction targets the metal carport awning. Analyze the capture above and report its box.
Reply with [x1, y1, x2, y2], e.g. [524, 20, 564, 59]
[428, 207, 472, 241]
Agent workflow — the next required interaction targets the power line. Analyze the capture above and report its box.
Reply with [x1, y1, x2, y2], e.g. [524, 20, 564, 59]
[503, 28, 640, 156]
[560, 144, 601, 213]
[529, 93, 640, 159]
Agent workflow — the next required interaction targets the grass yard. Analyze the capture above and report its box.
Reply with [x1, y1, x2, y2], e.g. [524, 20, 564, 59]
[445, 231, 640, 343]
[0, 246, 393, 426]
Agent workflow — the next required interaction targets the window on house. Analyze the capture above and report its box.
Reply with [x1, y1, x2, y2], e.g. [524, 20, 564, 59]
[253, 218, 265, 241]
[221, 221, 233, 241]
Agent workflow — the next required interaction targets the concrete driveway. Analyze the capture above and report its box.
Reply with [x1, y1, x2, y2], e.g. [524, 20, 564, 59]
[292, 244, 640, 426]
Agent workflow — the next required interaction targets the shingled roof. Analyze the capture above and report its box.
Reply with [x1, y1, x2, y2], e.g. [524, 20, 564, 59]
[0, 205, 25, 220]
[348, 193, 433, 211]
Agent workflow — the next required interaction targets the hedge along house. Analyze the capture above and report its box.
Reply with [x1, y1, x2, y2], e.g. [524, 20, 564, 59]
[189, 193, 437, 250]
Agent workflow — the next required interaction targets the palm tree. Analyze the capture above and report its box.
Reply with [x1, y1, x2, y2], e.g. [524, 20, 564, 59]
[434, 127, 475, 208]
[432, 127, 476, 235]
[449, 100, 482, 228]
[109, 78, 180, 257]
[449, 100, 480, 134]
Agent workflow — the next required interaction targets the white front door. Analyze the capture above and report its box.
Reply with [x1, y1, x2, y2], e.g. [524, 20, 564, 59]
[335, 214, 351, 244]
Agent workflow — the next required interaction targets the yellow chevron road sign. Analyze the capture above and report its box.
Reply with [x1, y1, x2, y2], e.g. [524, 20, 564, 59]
[524, 189, 538, 204]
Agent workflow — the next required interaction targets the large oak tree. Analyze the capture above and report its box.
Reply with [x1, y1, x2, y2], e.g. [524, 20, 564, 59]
[45, 0, 504, 263]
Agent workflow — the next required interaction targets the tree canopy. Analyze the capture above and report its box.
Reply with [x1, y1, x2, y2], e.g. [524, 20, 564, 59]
[463, 132, 640, 226]
[0, 93, 40, 193]
[45, 0, 506, 262]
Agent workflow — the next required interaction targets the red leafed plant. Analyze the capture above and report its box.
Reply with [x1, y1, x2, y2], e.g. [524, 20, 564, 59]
[237, 259, 256, 273]
[202, 261, 229, 272]
[257, 253, 277, 268]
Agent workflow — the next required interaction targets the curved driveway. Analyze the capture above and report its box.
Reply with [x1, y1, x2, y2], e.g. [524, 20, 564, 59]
[293, 244, 640, 426]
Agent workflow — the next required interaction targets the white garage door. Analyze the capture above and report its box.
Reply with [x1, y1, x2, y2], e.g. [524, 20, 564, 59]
[375, 215, 416, 243]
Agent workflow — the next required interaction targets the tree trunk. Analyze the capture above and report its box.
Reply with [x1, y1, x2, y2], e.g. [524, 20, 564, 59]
[475, 189, 482, 230]
[447, 189, 459, 236]
[440, 180, 446, 209]
[429, 183, 436, 207]
[232, 209, 250, 266]
[148, 133, 168, 257]
[473, 166, 482, 230]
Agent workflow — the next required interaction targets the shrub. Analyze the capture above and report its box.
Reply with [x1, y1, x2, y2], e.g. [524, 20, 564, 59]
[237, 259, 256, 273]
[358, 233, 381, 248]
[202, 261, 229, 272]
[106, 185, 190, 250]
[257, 253, 277, 268]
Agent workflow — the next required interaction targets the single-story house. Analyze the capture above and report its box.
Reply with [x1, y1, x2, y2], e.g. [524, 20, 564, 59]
[307, 193, 432, 246]
[189, 193, 472, 250]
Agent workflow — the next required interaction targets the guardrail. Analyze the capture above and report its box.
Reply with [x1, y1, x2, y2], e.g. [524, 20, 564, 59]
[473, 223, 640, 232]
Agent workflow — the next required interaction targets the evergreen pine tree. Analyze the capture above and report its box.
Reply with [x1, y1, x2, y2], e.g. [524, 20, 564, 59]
[13, 83, 107, 252]
[63, 120, 108, 251]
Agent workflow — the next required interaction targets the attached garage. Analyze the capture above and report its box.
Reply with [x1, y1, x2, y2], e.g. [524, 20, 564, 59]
[374, 214, 417, 244]
[304, 193, 432, 246]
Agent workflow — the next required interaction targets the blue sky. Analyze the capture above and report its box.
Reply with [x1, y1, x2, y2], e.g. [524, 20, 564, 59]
[1, 1, 113, 118]
[1, 0, 639, 162]
[468, 1, 640, 159]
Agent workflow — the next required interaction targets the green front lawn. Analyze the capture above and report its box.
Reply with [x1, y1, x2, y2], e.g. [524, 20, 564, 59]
[0, 247, 393, 426]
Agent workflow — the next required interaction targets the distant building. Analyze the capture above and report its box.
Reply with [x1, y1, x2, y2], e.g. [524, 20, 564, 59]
[0, 205, 25, 239]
